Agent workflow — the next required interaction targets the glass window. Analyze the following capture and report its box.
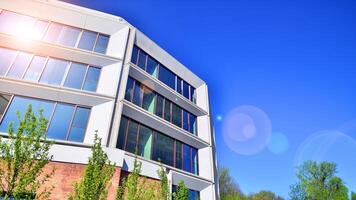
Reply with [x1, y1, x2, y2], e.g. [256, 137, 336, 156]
[155, 95, 164, 118]
[125, 77, 135, 101]
[189, 115, 197, 135]
[182, 110, 189, 132]
[146, 56, 158, 78]
[158, 66, 176, 90]
[23, 56, 46, 81]
[64, 63, 87, 89]
[32, 20, 49, 40]
[78, 30, 97, 51]
[40, 58, 69, 86]
[6, 52, 33, 78]
[137, 125, 152, 159]
[68, 107, 90, 142]
[126, 120, 138, 154]
[0, 11, 36, 36]
[142, 87, 155, 114]
[117, 116, 128, 149]
[44, 23, 62, 43]
[137, 50, 146, 70]
[192, 148, 198, 175]
[46, 103, 74, 140]
[153, 132, 174, 166]
[189, 190, 200, 200]
[57, 26, 81, 47]
[0, 96, 54, 132]
[132, 82, 142, 106]
[176, 77, 182, 94]
[164, 99, 172, 122]
[172, 104, 182, 127]
[131, 46, 139, 65]
[190, 86, 196, 103]
[82, 66, 100, 92]
[183, 81, 190, 100]
[0, 94, 11, 120]
[94, 34, 109, 54]
[183, 144, 191, 172]
[175, 141, 183, 169]
[0, 48, 17, 76]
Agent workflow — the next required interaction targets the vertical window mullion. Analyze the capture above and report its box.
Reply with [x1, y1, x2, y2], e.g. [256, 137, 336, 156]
[135, 123, 141, 154]
[144, 53, 148, 71]
[92, 33, 100, 52]
[20, 54, 35, 79]
[0, 94, 14, 124]
[45, 102, 58, 132]
[36, 57, 49, 82]
[74, 29, 84, 48]
[190, 147, 193, 173]
[124, 119, 131, 151]
[60, 61, 72, 86]
[130, 80, 136, 103]
[80, 65, 90, 90]
[173, 140, 176, 168]
[4, 51, 19, 77]
[65, 105, 77, 141]
[140, 85, 144, 108]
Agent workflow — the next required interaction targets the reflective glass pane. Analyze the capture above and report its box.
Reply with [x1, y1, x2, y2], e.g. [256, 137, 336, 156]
[158, 66, 175, 90]
[155, 95, 164, 118]
[32, 20, 49, 40]
[182, 110, 189, 132]
[94, 34, 109, 54]
[175, 141, 183, 169]
[44, 23, 62, 43]
[7, 52, 33, 78]
[0, 94, 11, 120]
[190, 87, 196, 103]
[146, 56, 158, 78]
[46, 103, 74, 140]
[0, 96, 54, 132]
[23, 56, 46, 81]
[183, 81, 190, 100]
[64, 63, 87, 89]
[183, 144, 191, 172]
[126, 120, 138, 154]
[176, 77, 182, 94]
[57, 26, 81, 47]
[132, 82, 142, 106]
[117, 116, 128, 149]
[0, 48, 17, 76]
[137, 50, 146, 70]
[172, 104, 182, 127]
[191, 148, 198, 175]
[153, 132, 174, 166]
[189, 115, 197, 135]
[164, 99, 171, 122]
[0, 11, 21, 34]
[40, 58, 68, 85]
[68, 107, 90, 142]
[142, 87, 155, 114]
[138, 125, 152, 159]
[0, 11, 36, 36]
[125, 77, 135, 101]
[131, 45, 139, 65]
[78, 30, 97, 51]
[82, 66, 100, 92]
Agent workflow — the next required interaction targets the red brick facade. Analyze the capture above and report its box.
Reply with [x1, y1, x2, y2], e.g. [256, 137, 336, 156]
[43, 161, 122, 200]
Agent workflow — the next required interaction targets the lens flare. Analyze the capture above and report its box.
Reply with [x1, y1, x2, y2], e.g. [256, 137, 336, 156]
[222, 105, 272, 155]
[267, 132, 289, 155]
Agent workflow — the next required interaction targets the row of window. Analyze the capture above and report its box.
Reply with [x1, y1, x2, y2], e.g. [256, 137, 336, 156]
[131, 45, 197, 104]
[117, 116, 198, 175]
[0, 94, 90, 143]
[0, 10, 109, 54]
[125, 77, 197, 135]
[172, 185, 200, 200]
[0, 47, 101, 92]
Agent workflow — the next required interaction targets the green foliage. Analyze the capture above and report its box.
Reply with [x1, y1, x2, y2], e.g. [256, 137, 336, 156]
[0, 105, 54, 200]
[157, 164, 170, 200]
[289, 161, 348, 200]
[172, 181, 189, 200]
[69, 133, 115, 200]
[352, 191, 356, 200]
[218, 166, 244, 200]
[249, 190, 284, 200]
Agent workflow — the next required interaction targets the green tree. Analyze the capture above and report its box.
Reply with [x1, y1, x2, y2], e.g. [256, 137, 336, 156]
[352, 191, 356, 200]
[218, 166, 245, 200]
[172, 181, 189, 200]
[157, 164, 170, 200]
[0, 105, 55, 200]
[289, 161, 348, 200]
[248, 190, 284, 200]
[69, 133, 115, 200]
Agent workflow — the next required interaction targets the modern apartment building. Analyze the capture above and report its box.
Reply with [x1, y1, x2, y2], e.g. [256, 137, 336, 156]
[0, 0, 218, 199]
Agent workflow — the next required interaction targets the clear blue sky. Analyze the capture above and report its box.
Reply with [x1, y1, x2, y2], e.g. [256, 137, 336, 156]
[62, 0, 356, 198]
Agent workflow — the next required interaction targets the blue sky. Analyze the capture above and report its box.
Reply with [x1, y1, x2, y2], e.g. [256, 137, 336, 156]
[62, 0, 356, 198]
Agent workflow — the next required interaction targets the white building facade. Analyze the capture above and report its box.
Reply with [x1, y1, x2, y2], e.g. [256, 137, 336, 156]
[0, 0, 218, 199]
